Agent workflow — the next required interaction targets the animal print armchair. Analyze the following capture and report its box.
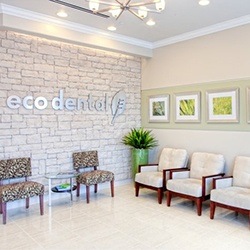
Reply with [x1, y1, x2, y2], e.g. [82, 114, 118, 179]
[0, 157, 44, 224]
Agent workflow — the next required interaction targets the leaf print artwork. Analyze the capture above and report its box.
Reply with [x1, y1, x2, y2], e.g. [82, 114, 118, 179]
[153, 101, 165, 116]
[179, 99, 195, 116]
[213, 97, 232, 115]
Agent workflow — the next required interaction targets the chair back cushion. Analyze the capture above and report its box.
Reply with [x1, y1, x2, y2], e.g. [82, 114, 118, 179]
[190, 152, 225, 179]
[73, 150, 99, 170]
[158, 148, 188, 171]
[233, 156, 250, 188]
[0, 158, 31, 180]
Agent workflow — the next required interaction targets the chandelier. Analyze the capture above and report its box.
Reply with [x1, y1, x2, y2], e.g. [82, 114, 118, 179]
[88, 0, 166, 20]
[49, 0, 166, 20]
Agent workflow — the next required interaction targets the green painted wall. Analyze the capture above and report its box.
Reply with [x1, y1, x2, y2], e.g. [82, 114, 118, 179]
[141, 79, 250, 131]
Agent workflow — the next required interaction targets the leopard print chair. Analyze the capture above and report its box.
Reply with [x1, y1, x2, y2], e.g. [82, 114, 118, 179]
[0, 157, 44, 224]
[73, 151, 114, 203]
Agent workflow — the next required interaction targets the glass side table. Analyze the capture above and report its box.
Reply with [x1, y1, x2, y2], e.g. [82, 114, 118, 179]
[45, 171, 79, 206]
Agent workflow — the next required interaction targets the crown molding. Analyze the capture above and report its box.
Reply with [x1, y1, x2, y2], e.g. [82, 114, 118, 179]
[153, 15, 250, 49]
[0, 3, 152, 50]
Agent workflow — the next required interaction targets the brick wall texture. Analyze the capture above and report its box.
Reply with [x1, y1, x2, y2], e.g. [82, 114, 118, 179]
[0, 31, 141, 187]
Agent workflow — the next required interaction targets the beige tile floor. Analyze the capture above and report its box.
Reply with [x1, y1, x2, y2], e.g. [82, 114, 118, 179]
[1, 183, 250, 250]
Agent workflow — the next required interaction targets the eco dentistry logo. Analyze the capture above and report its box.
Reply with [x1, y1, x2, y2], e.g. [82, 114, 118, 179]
[6, 89, 126, 124]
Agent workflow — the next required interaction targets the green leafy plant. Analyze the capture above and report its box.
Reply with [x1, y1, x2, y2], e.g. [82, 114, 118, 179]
[122, 128, 158, 149]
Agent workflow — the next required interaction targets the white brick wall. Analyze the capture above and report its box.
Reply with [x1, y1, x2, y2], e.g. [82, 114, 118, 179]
[0, 31, 141, 190]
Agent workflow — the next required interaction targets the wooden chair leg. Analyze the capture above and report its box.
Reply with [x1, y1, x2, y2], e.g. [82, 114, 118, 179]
[2, 202, 6, 224]
[210, 201, 216, 219]
[86, 186, 90, 203]
[26, 198, 29, 209]
[196, 198, 202, 216]
[157, 188, 163, 204]
[166, 191, 171, 206]
[135, 182, 140, 197]
[94, 184, 98, 193]
[76, 182, 80, 197]
[110, 179, 114, 197]
[249, 211, 250, 227]
[39, 195, 44, 216]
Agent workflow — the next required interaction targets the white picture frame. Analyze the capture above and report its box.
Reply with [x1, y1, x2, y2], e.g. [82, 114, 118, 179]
[149, 95, 170, 123]
[206, 88, 239, 123]
[174, 92, 201, 123]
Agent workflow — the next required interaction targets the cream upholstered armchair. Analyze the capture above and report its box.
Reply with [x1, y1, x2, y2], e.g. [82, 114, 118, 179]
[0, 157, 44, 224]
[73, 150, 114, 203]
[167, 152, 225, 216]
[210, 156, 250, 226]
[135, 148, 188, 204]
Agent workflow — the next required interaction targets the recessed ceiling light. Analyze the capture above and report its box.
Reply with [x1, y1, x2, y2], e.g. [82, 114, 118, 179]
[146, 20, 156, 26]
[199, 0, 210, 6]
[108, 26, 117, 31]
[57, 10, 68, 17]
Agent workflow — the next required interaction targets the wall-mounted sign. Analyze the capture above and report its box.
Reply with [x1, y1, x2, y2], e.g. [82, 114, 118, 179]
[6, 89, 126, 124]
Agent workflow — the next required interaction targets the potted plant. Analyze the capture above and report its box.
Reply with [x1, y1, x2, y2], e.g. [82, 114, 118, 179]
[122, 128, 158, 180]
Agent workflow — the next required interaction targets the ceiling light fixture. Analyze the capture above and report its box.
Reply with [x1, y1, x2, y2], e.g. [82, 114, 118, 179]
[57, 10, 68, 17]
[108, 25, 117, 31]
[48, 0, 165, 21]
[87, 0, 166, 20]
[199, 0, 210, 6]
[146, 19, 155, 26]
[89, 1, 99, 11]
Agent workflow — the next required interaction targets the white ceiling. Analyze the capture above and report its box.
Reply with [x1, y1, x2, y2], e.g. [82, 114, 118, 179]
[1, 0, 250, 44]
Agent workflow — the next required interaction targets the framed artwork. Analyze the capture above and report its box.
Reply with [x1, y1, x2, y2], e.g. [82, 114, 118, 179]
[149, 95, 170, 123]
[174, 92, 201, 123]
[206, 88, 239, 123]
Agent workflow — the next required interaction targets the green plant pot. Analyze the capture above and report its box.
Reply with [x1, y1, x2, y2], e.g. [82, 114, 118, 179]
[131, 148, 149, 180]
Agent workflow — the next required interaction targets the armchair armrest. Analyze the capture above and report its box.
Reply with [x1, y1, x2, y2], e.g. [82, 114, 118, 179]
[162, 167, 188, 189]
[138, 164, 158, 173]
[169, 169, 190, 179]
[202, 173, 225, 198]
[212, 176, 233, 189]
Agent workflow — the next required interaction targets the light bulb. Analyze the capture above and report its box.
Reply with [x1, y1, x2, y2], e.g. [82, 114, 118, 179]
[147, 20, 156, 26]
[138, 7, 148, 19]
[155, 0, 165, 11]
[89, 1, 99, 11]
[109, 8, 122, 18]
[199, 0, 210, 6]
[108, 26, 117, 31]
[57, 10, 68, 17]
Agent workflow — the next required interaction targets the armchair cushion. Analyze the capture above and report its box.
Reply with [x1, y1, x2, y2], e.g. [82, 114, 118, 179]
[77, 170, 114, 186]
[0, 158, 31, 179]
[233, 156, 250, 188]
[167, 178, 202, 197]
[171, 169, 190, 179]
[213, 177, 233, 189]
[211, 186, 250, 210]
[190, 152, 225, 179]
[0, 181, 44, 203]
[139, 165, 158, 172]
[158, 148, 188, 171]
[135, 172, 166, 188]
